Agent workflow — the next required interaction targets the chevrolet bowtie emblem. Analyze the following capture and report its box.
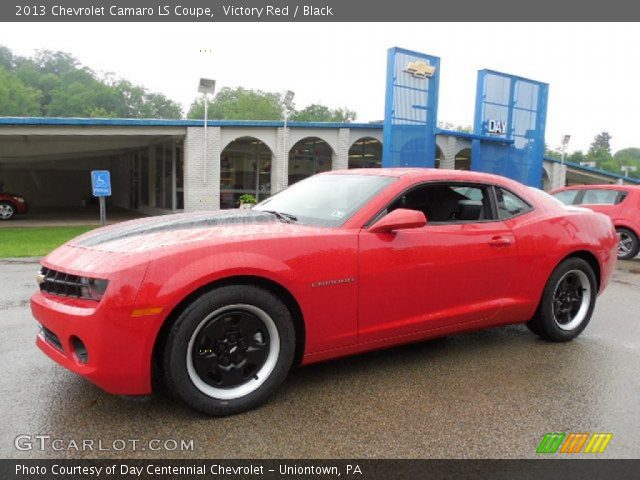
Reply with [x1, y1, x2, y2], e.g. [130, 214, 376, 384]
[404, 60, 436, 79]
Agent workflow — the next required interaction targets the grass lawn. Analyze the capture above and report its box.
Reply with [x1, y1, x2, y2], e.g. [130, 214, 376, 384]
[0, 226, 96, 258]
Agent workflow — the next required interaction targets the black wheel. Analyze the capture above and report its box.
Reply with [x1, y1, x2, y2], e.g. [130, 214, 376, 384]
[616, 227, 639, 260]
[0, 201, 16, 220]
[163, 285, 296, 416]
[526, 257, 597, 342]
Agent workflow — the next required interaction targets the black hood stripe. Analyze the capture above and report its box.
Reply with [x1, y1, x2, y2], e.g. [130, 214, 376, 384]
[74, 210, 277, 247]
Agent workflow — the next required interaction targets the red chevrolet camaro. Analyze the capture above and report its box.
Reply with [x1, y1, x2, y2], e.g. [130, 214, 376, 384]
[32, 169, 617, 415]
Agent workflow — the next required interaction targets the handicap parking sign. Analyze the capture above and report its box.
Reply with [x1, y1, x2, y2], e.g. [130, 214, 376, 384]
[91, 170, 111, 197]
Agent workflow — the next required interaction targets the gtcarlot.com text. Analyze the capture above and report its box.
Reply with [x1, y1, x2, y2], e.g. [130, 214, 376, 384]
[14, 434, 194, 452]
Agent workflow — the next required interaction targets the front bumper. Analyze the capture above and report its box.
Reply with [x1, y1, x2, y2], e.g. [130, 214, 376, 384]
[30, 252, 161, 396]
[31, 290, 162, 395]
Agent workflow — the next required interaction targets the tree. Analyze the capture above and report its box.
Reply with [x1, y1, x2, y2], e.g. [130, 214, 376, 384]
[290, 104, 356, 122]
[0, 45, 14, 70]
[613, 148, 640, 179]
[587, 131, 613, 167]
[187, 87, 358, 122]
[187, 87, 283, 120]
[0, 66, 41, 116]
[438, 121, 472, 133]
[0, 44, 182, 118]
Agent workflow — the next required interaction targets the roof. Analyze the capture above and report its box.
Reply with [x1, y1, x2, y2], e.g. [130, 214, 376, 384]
[545, 157, 640, 185]
[0, 116, 382, 129]
[325, 167, 520, 184]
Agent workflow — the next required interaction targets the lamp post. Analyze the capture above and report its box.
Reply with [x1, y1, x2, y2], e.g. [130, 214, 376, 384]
[281, 90, 295, 191]
[198, 78, 216, 185]
[560, 134, 571, 165]
[621, 165, 637, 178]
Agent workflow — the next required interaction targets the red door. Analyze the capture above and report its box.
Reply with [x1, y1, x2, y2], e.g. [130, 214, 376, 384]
[357, 219, 518, 343]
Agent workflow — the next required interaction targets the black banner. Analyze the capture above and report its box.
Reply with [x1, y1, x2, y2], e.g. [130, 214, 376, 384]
[2, 459, 640, 480]
[3, 0, 640, 22]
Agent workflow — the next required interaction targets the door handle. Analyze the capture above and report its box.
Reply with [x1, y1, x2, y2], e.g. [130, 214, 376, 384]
[488, 236, 513, 247]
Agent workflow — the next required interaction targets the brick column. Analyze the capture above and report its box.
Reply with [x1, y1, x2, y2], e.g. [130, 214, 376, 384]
[184, 126, 220, 211]
[334, 128, 350, 170]
[273, 127, 288, 194]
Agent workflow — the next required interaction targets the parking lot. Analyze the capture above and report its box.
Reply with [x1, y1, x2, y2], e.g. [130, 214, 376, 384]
[1, 258, 639, 459]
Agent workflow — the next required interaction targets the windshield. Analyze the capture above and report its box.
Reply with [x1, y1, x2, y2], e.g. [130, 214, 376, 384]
[255, 174, 396, 227]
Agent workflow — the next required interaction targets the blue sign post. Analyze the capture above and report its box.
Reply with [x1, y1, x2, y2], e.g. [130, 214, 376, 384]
[91, 170, 111, 226]
[382, 47, 440, 168]
[471, 70, 549, 187]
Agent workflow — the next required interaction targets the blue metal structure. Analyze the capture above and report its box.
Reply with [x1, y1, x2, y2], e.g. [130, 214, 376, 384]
[472, 70, 549, 187]
[383, 47, 440, 167]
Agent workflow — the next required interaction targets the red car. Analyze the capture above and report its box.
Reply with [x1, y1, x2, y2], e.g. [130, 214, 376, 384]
[31, 169, 617, 416]
[551, 184, 640, 260]
[0, 188, 28, 220]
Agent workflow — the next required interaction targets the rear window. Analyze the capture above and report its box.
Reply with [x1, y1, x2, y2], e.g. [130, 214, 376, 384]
[552, 190, 580, 205]
[581, 189, 624, 205]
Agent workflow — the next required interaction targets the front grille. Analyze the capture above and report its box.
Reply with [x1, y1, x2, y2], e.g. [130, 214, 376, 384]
[41, 326, 63, 351]
[39, 267, 84, 298]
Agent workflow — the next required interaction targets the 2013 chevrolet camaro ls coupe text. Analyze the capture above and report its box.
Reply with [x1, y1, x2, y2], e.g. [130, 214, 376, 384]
[31, 169, 617, 415]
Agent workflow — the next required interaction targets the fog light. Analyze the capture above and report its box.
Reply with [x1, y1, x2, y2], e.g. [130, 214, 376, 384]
[71, 336, 88, 364]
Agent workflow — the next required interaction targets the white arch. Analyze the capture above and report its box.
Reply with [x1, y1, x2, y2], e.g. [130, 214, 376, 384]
[220, 129, 277, 154]
[287, 131, 338, 157]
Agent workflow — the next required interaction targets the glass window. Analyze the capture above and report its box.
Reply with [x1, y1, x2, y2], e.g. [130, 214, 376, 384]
[551, 189, 580, 205]
[581, 189, 621, 205]
[175, 145, 184, 210]
[140, 150, 149, 206]
[154, 146, 163, 208]
[495, 188, 531, 220]
[220, 137, 272, 209]
[255, 174, 395, 227]
[348, 137, 382, 169]
[288, 137, 333, 185]
[387, 183, 494, 223]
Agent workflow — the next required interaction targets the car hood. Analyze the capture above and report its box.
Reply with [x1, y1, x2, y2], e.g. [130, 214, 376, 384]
[69, 209, 329, 253]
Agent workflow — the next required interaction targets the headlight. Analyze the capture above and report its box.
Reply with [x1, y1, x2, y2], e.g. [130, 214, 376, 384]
[12, 196, 25, 203]
[79, 277, 109, 301]
[38, 267, 109, 301]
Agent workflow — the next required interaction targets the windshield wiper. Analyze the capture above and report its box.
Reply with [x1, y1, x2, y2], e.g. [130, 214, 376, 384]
[261, 210, 298, 224]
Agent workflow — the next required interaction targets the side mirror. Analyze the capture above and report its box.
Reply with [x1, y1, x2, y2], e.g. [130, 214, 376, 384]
[368, 208, 426, 233]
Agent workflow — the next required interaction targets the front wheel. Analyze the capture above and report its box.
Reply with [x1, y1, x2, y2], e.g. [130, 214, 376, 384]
[163, 285, 296, 416]
[616, 227, 639, 260]
[526, 257, 597, 342]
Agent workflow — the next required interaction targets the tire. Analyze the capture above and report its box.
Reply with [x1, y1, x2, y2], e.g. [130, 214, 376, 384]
[163, 285, 296, 416]
[0, 201, 16, 220]
[526, 257, 597, 342]
[616, 227, 639, 260]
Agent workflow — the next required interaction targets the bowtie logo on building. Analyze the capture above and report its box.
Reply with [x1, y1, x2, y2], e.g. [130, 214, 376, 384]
[536, 432, 613, 454]
[404, 60, 436, 79]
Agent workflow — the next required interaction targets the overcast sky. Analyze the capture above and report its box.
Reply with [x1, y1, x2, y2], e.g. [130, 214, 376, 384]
[1, 22, 638, 152]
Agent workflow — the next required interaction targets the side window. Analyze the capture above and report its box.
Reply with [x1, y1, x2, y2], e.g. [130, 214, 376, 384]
[581, 189, 622, 205]
[552, 190, 580, 205]
[495, 188, 532, 220]
[387, 183, 495, 223]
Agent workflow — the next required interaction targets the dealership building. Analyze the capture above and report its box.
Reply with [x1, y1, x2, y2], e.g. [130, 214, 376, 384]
[0, 117, 638, 216]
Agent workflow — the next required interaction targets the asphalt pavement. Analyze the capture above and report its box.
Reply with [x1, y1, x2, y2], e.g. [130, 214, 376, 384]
[1, 257, 638, 459]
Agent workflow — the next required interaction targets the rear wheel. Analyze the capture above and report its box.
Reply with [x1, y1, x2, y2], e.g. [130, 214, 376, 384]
[163, 285, 296, 416]
[526, 257, 596, 342]
[616, 227, 639, 260]
[0, 201, 16, 220]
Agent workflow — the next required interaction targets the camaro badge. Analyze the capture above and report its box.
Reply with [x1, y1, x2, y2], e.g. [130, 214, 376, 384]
[404, 60, 436, 79]
[311, 277, 355, 288]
